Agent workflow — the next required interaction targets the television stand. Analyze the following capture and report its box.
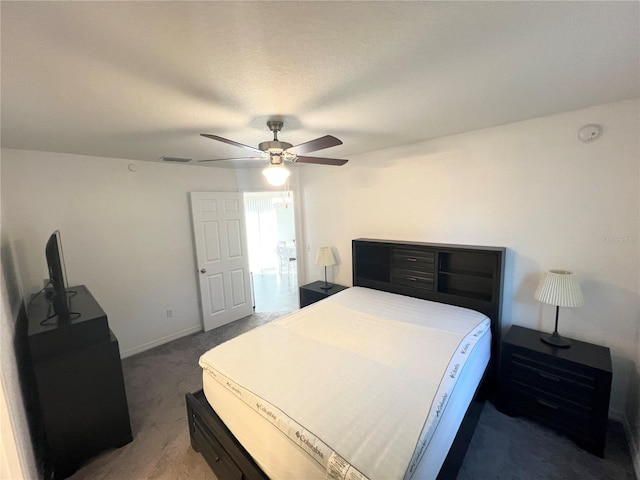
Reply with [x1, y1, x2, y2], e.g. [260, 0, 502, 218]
[23, 285, 132, 479]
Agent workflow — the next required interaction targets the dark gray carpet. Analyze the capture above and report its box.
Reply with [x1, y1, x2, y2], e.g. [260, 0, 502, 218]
[458, 403, 634, 480]
[69, 312, 636, 480]
[68, 312, 284, 480]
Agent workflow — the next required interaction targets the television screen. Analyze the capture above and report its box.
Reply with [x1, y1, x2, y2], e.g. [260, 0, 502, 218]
[45, 230, 70, 321]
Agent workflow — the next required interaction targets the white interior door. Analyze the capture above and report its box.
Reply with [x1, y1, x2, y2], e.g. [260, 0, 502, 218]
[190, 192, 253, 331]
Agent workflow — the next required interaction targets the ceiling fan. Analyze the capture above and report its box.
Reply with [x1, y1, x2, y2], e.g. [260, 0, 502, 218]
[198, 120, 348, 186]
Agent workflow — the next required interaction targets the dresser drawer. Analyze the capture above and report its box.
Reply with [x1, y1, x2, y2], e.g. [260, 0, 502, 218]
[509, 352, 596, 407]
[392, 249, 435, 271]
[392, 268, 435, 290]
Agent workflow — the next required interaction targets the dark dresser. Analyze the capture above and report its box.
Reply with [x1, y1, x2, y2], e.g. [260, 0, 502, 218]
[24, 285, 132, 479]
[497, 325, 612, 457]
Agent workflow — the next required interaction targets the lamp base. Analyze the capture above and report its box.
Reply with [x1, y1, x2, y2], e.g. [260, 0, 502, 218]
[540, 332, 571, 348]
[319, 283, 333, 290]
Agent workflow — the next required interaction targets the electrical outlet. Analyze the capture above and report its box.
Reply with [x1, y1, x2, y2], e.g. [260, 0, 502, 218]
[166, 309, 174, 318]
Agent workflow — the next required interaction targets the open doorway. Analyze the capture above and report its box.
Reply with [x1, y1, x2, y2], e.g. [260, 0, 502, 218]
[244, 191, 298, 312]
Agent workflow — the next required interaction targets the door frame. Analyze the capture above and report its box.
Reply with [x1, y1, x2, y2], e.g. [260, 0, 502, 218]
[243, 190, 302, 310]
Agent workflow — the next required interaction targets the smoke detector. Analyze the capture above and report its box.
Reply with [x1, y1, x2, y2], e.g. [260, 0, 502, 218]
[578, 124, 602, 142]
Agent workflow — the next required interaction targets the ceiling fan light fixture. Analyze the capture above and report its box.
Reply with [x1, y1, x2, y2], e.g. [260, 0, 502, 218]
[262, 163, 290, 186]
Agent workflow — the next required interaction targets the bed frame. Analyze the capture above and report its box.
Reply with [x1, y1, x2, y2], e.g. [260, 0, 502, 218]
[186, 238, 505, 479]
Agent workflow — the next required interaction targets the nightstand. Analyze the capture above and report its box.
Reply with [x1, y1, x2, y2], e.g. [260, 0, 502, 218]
[299, 281, 348, 308]
[497, 325, 612, 457]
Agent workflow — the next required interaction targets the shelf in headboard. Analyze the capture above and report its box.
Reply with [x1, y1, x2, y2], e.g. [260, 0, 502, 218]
[353, 242, 391, 284]
[352, 238, 506, 382]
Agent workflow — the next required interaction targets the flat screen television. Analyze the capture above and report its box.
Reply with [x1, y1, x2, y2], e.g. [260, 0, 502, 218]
[45, 230, 70, 321]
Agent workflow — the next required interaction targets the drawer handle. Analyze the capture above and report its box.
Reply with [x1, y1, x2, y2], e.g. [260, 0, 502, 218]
[538, 371, 560, 382]
[406, 257, 417, 262]
[536, 398, 558, 410]
[406, 276, 417, 281]
[215, 456, 220, 462]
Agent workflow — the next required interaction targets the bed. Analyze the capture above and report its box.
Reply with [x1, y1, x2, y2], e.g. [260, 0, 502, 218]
[186, 239, 505, 480]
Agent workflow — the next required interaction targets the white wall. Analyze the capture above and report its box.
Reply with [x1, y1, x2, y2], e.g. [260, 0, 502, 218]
[299, 98, 640, 422]
[1, 150, 242, 357]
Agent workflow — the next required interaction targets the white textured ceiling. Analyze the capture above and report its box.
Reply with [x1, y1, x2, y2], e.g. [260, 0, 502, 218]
[1, 1, 639, 168]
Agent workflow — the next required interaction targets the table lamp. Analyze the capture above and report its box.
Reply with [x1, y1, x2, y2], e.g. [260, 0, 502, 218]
[315, 247, 337, 290]
[535, 269, 583, 348]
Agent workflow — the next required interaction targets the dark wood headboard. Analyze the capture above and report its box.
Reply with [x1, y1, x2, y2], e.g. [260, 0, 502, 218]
[352, 239, 505, 380]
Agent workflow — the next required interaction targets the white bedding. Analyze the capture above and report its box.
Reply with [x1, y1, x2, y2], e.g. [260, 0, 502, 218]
[199, 287, 490, 480]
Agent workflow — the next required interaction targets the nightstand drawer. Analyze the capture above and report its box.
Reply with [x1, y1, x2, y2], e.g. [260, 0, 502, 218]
[392, 268, 435, 290]
[508, 382, 592, 437]
[392, 249, 435, 271]
[510, 352, 596, 406]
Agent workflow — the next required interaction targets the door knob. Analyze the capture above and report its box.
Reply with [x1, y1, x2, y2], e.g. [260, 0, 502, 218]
[200, 268, 207, 274]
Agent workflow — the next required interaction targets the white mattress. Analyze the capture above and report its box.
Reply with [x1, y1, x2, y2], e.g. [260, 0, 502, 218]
[200, 287, 490, 480]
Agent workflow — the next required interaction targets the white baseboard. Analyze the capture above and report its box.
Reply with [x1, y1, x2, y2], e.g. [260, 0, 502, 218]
[120, 325, 202, 358]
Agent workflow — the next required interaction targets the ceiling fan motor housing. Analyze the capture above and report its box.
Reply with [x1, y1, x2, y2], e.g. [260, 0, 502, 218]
[258, 140, 293, 153]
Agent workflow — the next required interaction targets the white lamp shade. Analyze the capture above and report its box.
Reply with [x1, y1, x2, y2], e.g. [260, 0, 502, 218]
[262, 164, 290, 186]
[315, 247, 337, 267]
[535, 270, 583, 307]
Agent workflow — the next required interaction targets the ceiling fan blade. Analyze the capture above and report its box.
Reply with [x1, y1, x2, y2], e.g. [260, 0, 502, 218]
[198, 156, 265, 163]
[294, 156, 348, 166]
[286, 135, 342, 155]
[200, 134, 264, 155]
